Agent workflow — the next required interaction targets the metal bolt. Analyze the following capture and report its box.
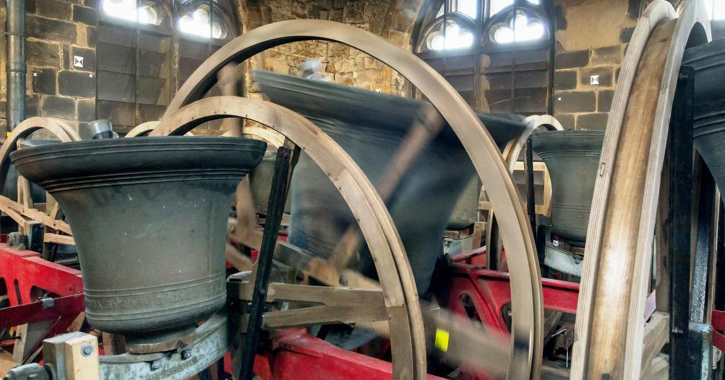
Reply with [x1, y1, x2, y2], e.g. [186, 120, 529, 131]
[81, 344, 93, 357]
[181, 349, 192, 360]
[295, 271, 305, 283]
[150, 360, 162, 371]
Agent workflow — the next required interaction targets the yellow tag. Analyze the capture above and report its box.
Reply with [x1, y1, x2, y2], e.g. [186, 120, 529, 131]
[434, 328, 450, 352]
[6, 131, 10, 137]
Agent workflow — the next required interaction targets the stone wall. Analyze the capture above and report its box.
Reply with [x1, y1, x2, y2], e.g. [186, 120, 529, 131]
[551, 0, 640, 130]
[0, 0, 424, 133]
[0, 0, 681, 134]
[0, 0, 98, 132]
[239, 0, 424, 99]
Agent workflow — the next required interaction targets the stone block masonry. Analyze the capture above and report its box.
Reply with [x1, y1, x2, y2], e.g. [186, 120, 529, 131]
[0, 0, 428, 135]
[552, 44, 624, 131]
[0, 0, 97, 132]
[551, 0, 638, 131]
[241, 0, 424, 100]
[0, 0, 649, 136]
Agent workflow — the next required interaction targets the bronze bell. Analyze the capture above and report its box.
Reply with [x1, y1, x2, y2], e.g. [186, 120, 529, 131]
[530, 130, 604, 245]
[255, 70, 526, 294]
[10, 137, 266, 335]
[684, 38, 725, 202]
[250, 150, 292, 216]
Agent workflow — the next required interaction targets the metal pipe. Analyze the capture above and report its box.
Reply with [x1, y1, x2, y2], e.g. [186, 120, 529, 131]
[669, 66, 695, 380]
[6, 0, 26, 134]
[238, 146, 291, 380]
[547, 0, 557, 116]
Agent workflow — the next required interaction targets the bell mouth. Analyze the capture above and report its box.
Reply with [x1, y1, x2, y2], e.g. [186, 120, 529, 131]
[10, 136, 267, 192]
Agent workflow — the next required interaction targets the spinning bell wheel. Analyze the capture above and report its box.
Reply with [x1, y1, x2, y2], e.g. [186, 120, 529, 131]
[148, 18, 545, 380]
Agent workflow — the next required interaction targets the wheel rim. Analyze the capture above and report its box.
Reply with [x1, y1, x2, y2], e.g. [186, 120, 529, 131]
[0, 117, 81, 192]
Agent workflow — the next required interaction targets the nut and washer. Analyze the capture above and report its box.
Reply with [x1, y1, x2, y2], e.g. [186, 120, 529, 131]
[81, 344, 94, 357]
[150, 360, 163, 371]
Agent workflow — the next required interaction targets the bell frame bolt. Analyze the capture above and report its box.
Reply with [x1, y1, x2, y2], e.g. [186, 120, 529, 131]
[150, 360, 163, 371]
[81, 344, 93, 357]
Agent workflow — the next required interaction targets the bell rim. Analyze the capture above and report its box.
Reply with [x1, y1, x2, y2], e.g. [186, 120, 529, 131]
[10, 136, 267, 159]
[10, 136, 267, 189]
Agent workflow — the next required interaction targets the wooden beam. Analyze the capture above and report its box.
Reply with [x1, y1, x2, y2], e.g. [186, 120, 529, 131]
[63, 334, 99, 380]
[48, 197, 60, 220]
[44, 233, 75, 246]
[100, 333, 126, 356]
[471, 221, 484, 249]
[274, 239, 380, 290]
[541, 364, 570, 380]
[217, 63, 244, 137]
[231, 230, 380, 290]
[0, 350, 16, 377]
[641, 312, 669, 374]
[0, 195, 72, 235]
[225, 243, 254, 272]
[11, 324, 28, 363]
[2, 206, 28, 231]
[238, 282, 385, 307]
[641, 355, 668, 380]
[262, 305, 389, 329]
[17, 176, 32, 209]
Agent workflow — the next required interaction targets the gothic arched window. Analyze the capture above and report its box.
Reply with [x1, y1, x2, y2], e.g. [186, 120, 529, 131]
[414, 0, 553, 116]
[96, 0, 239, 132]
[419, 0, 548, 52]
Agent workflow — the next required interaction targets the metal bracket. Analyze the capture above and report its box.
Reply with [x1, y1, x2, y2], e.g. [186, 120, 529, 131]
[42, 315, 228, 380]
[238, 146, 292, 380]
[688, 322, 714, 380]
[669, 65, 696, 380]
[544, 242, 583, 277]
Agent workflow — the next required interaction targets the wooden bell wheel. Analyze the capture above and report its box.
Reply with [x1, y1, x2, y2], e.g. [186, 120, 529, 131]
[152, 95, 430, 378]
[503, 115, 565, 173]
[571, 0, 711, 379]
[126, 121, 199, 137]
[147, 18, 545, 380]
[125, 121, 161, 137]
[0, 117, 81, 246]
